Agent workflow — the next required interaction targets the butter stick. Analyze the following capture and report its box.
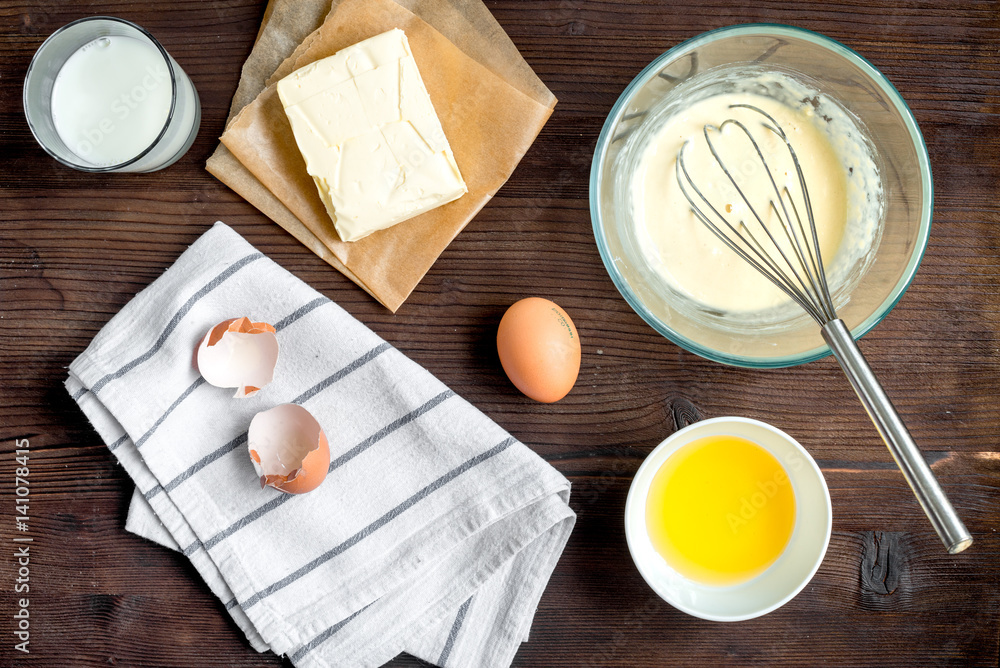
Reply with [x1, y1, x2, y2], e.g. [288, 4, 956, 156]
[276, 28, 467, 243]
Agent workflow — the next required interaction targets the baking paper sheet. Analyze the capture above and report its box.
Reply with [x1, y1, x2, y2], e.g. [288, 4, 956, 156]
[207, 0, 555, 311]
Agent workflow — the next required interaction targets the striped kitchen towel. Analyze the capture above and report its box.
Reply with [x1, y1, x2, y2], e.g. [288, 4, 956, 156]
[65, 222, 575, 668]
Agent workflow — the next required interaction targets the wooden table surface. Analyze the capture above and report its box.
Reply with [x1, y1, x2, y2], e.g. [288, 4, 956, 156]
[2, 1, 999, 666]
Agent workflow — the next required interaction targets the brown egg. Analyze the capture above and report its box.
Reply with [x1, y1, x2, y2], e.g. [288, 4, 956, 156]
[497, 298, 581, 403]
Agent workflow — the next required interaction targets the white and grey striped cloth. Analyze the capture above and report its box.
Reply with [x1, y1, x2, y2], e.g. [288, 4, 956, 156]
[66, 222, 575, 668]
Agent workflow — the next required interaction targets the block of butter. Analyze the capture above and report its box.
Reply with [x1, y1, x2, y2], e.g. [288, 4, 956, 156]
[276, 29, 468, 243]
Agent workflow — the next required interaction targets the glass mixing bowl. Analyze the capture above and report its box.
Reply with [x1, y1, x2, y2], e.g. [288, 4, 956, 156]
[590, 24, 932, 368]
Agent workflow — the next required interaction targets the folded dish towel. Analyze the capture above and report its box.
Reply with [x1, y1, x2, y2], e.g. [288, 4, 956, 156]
[66, 222, 575, 668]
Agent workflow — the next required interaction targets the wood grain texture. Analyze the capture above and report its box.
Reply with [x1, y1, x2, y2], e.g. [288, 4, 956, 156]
[1, 0, 999, 666]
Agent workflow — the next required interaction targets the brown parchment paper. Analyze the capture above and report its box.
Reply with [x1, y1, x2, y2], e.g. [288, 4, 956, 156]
[206, 0, 372, 297]
[233, 0, 334, 121]
[209, 0, 554, 311]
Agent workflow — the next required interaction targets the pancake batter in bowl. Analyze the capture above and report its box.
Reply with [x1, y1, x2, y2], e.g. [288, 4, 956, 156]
[629, 71, 882, 320]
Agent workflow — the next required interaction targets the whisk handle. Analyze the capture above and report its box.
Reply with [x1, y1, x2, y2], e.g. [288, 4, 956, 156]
[821, 318, 973, 554]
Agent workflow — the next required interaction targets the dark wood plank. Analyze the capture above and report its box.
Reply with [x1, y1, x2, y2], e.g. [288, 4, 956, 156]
[2, 0, 999, 666]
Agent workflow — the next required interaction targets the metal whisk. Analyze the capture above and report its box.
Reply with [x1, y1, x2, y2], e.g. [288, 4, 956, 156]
[676, 104, 972, 554]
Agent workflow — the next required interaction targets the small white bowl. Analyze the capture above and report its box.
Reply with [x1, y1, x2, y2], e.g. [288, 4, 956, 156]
[625, 416, 832, 621]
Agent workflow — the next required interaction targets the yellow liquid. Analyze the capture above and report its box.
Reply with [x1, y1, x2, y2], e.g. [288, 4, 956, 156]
[645, 435, 796, 586]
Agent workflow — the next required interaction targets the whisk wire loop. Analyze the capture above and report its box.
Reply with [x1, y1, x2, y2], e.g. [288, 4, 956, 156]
[733, 104, 837, 321]
[706, 117, 821, 309]
[674, 146, 824, 322]
[676, 104, 839, 323]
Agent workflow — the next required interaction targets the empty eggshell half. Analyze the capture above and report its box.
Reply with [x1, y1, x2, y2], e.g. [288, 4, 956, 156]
[248, 403, 330, 495]
[197, 317, 279, 398]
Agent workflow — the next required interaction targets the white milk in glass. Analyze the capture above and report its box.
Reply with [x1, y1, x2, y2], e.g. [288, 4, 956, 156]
[51, 36, 172, 166]
[25, 17, 200, 172]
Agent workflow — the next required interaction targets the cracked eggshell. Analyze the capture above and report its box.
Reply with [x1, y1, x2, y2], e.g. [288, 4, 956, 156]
[197, 317, 279, 398]
[248, 404, 330, 495]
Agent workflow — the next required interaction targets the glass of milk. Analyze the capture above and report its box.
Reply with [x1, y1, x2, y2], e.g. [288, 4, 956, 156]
[23, 16, 201, 173]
